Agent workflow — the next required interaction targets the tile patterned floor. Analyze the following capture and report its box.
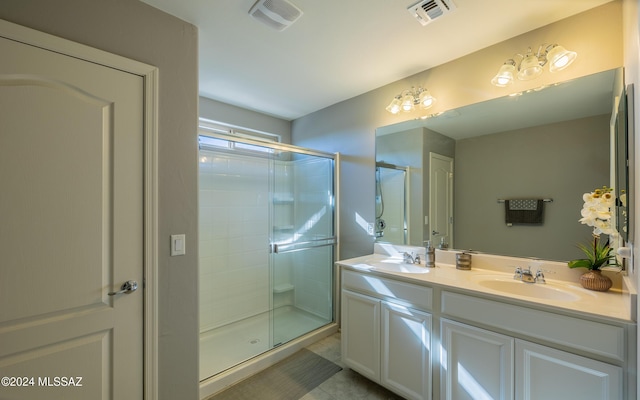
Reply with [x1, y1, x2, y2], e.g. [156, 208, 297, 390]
[301, 332, 405, 400]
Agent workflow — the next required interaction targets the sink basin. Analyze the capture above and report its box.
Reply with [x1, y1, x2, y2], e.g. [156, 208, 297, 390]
[471, 276, 581, 301]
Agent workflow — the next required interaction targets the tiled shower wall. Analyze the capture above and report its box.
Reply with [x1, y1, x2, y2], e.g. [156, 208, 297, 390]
[199, 151, 271, 332]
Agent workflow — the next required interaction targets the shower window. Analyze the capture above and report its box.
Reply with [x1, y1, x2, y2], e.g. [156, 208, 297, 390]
[199, 119, 282, 143]
[199, 135, 275, 155]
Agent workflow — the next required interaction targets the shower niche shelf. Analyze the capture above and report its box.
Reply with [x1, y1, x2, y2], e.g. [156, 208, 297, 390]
[273, 283, 294, 293]
[273, 197, 294, 205]
[274, 225, 294, 231]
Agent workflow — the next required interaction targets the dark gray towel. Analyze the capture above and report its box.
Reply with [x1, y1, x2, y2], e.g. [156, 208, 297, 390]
[505, 199, 544, 225]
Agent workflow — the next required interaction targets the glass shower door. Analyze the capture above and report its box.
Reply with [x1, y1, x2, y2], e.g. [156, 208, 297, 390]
[270, 151, 336, 346]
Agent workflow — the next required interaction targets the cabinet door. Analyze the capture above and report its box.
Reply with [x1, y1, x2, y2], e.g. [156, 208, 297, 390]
[382, 302, 432, 400]
[515, 339, 622, 400]
[341, 290, 381, 381]
[441, 319, 514, 400]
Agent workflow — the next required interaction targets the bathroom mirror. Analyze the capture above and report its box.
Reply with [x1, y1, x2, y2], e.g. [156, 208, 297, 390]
[375, 68, 624, 261]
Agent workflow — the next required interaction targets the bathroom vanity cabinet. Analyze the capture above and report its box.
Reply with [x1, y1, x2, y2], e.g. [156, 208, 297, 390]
[341, 270, 433, 400]
[340, 267, 634, 400]
[440, 291, 624, 400]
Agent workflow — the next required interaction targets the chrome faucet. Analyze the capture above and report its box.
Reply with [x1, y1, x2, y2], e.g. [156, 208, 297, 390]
[513, 266, 545, 284]
[520, 267, 536, 283]
[403, 252, 421, 264]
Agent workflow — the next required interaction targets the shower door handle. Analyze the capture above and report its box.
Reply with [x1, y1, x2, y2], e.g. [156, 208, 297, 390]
[270, 237, 337, 254]
[108, 280, 138, 296]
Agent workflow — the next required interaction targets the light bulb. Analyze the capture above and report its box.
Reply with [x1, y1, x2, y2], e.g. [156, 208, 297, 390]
[491, 61, 516, 87]
[386, 97, 402, 114]
[401, 94, 415, 112]
[418, 90, 435, 109]
[517, 52, 543, 80]
[546, 45, 577, 72]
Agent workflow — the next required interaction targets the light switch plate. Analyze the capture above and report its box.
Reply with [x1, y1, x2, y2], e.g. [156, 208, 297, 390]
[171, 234, 186, 256]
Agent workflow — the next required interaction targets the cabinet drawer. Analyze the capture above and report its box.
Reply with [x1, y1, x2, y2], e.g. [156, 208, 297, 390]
[342, 269, 432, 311]
[441, 291, 625, 361]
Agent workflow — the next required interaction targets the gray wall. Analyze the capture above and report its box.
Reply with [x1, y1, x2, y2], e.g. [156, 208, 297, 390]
[0, 1, 199, 398]
[455, 114, 610, 261]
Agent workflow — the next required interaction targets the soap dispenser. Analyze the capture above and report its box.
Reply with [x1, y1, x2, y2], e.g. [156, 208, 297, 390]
[424, 240, 435, 267]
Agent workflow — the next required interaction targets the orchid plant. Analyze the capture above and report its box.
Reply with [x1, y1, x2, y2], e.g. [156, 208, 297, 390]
[568, 186, 619, 271]
[578, 186, 616, 236]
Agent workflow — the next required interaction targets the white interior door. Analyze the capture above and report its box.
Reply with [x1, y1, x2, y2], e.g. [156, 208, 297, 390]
[429, 153, 454, 247]
[0, 32, 144, 399]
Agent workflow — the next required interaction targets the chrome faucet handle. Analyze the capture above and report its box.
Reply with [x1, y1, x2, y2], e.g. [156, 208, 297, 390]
[403, 252, 416, 264]
[535, 268, 546, 284]
[414, 255, 421, 264]
[513, 266, 523, 280]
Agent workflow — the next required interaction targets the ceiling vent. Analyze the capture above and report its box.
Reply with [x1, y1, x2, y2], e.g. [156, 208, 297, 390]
[249, 0, 303, 31]
[407, 0, 456, 26]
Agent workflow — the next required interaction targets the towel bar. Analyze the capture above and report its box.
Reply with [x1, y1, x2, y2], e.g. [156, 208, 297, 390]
[497, 198, 553, 203]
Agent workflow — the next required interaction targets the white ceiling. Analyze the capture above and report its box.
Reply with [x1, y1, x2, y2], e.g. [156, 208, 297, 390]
[140, 0, 613, 121]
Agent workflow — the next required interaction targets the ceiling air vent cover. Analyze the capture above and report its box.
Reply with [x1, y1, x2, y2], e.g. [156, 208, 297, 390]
[249, 0, 303, 31]
[408, 0, 456, 26]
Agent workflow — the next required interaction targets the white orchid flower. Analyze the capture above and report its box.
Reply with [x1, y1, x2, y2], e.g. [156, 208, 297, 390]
[578, 186, 617, 237]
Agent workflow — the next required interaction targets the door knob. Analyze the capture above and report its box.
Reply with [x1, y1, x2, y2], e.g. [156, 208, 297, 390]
[432, 230, 440, 235]
[108, 280, 138, 296]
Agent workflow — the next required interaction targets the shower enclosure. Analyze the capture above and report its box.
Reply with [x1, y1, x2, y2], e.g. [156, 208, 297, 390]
[198, 133, 337, 382]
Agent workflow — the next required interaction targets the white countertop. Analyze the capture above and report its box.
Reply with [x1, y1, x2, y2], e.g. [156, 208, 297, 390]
[337, 249, 636, 324]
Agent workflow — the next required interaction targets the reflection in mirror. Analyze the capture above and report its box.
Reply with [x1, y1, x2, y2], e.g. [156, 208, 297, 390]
[376, 124, 455, 248]
[615, 83, 633, 243]
[376, 68, 623, 261]
[375, 162, 408, 244]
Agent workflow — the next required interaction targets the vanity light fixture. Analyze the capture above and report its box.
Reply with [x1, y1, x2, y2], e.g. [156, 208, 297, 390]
[491, 44, 577, 87]
[386, 87, 436, 114]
